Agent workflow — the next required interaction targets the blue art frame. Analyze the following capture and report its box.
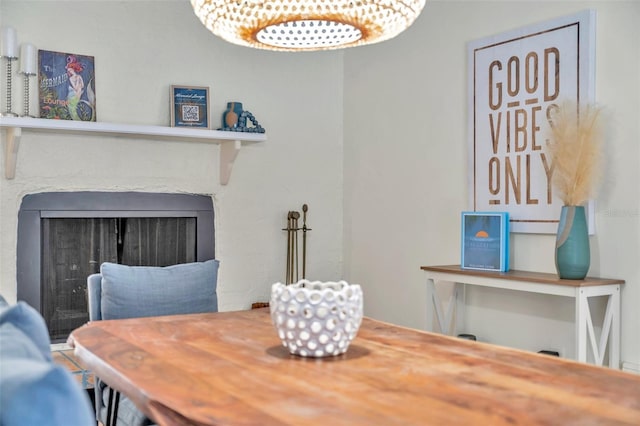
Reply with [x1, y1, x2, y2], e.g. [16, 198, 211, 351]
[461, 211, 510, 272]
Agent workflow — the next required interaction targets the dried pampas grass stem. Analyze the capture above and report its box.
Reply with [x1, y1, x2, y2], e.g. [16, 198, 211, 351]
[546, 101, 604, 206]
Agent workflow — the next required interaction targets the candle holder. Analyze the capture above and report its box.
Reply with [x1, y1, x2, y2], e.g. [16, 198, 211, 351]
[1, 56, 18, 117]
[18, 43, 38, 117]
[20, 71, 35, 118]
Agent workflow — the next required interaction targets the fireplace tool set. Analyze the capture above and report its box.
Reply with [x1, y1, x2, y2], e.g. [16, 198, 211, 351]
[283, 204, 311, 284]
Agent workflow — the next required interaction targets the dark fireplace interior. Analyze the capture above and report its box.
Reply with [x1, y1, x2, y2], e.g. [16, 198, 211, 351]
[42, 217, 197, 340]
[17, 192, 215, 343]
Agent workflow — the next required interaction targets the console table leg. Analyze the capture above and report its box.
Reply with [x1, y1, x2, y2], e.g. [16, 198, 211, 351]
[426, 278, 459, 335]
[428, 278, 450, 333]
[576, 290, 588, 364]
[454, 282, 465, 337]
[426, 278, 436, 332]
[609, 286, 621, 369]
[576, 286, 621, 369]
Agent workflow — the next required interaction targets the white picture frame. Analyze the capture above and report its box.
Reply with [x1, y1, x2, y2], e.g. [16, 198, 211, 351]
[467, 10, 596, 234]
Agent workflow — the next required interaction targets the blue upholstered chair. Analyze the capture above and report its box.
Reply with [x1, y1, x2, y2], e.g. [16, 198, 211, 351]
[0, 295, 94, 426]
[86, 260, 219, 426]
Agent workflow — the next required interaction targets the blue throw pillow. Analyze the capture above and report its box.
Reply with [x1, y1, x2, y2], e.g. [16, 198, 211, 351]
[0, 296, 94, 426]
[100, 260, 219, 320]
[0, 296, 52, 361]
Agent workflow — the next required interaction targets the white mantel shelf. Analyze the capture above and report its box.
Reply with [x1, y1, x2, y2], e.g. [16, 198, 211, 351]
[0, 117, 267, 185]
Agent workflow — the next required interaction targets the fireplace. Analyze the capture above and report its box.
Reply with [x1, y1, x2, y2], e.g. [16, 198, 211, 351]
[17, 192, 215, 342]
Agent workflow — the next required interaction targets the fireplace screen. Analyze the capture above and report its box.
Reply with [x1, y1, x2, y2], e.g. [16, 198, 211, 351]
[41, 217, 196, 341]
[17, 191, 215, 343]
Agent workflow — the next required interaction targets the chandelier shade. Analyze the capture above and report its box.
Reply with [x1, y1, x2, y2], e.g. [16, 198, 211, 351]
[190, 0, 427, 52]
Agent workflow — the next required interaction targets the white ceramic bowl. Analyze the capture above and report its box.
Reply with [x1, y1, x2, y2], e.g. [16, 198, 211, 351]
[270, 280, 363, 357]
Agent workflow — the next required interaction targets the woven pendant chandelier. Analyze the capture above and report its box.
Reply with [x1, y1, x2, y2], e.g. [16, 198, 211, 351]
[190, 0, 426, 52]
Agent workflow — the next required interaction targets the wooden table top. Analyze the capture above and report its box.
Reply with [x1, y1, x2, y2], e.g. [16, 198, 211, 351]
[69, 308, 640, 426]
[421, 264, 625, 287]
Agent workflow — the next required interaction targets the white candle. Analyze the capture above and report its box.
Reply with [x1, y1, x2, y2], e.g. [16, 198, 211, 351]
[1, 26, 18, 58]
[20, 43, 36, 74]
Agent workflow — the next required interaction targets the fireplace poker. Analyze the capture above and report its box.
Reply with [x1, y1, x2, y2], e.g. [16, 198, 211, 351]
[302, 204, 308, 279]
[291, 211, 300, 282]
[283, 210, 299, 284]
[289, 211, 296, 284]
[285, 211, 292, 283]
[289, 212, 295, 283]
[282, 206, 311, 284]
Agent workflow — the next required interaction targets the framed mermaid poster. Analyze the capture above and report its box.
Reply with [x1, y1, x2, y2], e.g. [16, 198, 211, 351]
[38, 50, 96, 121]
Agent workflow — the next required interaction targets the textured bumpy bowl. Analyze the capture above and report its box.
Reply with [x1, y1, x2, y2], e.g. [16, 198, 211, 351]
[270, 280, 363, 357]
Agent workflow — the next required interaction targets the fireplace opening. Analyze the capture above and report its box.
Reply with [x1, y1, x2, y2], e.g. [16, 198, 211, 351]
[42, 217, 197, 340]
[17, 192, 215, 343]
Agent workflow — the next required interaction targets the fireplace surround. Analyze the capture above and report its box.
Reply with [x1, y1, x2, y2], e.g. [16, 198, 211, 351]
[17, 191, 215, 341]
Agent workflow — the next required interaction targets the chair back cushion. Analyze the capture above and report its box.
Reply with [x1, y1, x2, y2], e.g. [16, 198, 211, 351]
[87, 273, 103, 321]
[100, 260, 219, 320]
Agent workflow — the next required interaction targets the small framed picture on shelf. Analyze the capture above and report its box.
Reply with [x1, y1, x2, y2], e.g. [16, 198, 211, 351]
[170, 85, 209, 128]
[461, 211, 510, 272]
[39, 50, 96, 121]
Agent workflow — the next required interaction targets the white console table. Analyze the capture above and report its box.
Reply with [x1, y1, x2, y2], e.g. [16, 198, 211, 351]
[421, 265, 624, 368]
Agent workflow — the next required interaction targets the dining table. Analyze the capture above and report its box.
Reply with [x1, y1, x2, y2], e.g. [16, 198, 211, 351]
[68, 307, 640, 425]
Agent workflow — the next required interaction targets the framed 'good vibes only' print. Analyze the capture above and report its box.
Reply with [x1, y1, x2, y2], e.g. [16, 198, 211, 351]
[467, 10, 595, 234]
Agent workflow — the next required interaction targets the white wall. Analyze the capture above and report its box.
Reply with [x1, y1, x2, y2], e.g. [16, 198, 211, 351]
[2, 0, 638, 368]
[0, 1, 344, 310]
[344, 0, 639, 366]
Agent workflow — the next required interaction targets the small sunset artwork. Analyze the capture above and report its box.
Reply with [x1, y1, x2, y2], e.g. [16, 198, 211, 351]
[461, 211, 509, 272]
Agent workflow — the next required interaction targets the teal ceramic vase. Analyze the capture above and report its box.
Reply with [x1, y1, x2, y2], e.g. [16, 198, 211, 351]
[555, 205, 590, 279]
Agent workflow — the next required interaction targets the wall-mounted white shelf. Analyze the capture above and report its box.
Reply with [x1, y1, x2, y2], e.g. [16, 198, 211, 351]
[0, 117, 266, 185]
